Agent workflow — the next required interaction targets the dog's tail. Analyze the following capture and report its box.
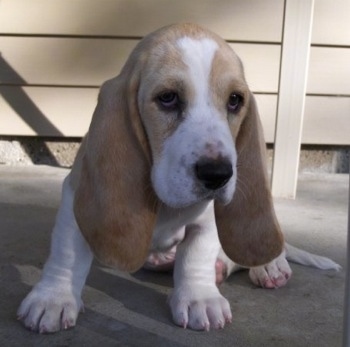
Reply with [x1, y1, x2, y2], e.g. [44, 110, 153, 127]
[285, 243, 341, 271]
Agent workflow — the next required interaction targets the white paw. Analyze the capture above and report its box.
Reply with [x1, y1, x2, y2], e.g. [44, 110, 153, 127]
[168, 285, 232, 331]
[17, 283, 82, 333]
[249, 252, 292, 289]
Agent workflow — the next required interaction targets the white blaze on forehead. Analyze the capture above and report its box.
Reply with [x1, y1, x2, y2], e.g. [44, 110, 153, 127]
[176, 37, 218, 105]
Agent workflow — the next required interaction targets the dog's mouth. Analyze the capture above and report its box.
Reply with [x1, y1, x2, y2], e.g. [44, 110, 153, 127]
[201, 180, 235, 205]
[155, 179, 235, 209]
[177, 174, 235, 208]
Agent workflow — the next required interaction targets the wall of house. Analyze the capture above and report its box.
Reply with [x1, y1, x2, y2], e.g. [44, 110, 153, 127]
[0, 0, 349, 172]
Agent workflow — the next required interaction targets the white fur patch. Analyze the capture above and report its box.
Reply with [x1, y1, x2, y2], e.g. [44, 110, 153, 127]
[176, 37, 218, 110]
[151, 36, 237, 208]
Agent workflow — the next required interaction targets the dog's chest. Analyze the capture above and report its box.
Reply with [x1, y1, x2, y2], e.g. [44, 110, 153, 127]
[149, 201, 211, 251]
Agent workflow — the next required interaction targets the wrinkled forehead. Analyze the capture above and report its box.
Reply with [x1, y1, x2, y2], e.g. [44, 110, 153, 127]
[141, 34, 246, 91]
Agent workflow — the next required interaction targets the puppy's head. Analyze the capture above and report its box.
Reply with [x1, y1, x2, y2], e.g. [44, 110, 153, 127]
[74, 23, 284, 271]
[135, 27, 248, 208]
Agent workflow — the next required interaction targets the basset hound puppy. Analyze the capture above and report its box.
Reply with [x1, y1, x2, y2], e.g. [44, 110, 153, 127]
[17, 23, 340, 333]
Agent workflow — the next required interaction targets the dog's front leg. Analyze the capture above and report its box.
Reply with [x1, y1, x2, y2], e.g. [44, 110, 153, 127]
[17, 175, 93, 333]
[168, 202, 232, 331]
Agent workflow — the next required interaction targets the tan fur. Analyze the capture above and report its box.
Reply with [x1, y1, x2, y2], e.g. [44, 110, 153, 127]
[73, 77, 158, 272]
[73, 23, 283, 271]
[215, 94, 284, 267]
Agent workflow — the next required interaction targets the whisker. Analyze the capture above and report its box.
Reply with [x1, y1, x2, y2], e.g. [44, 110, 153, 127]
[235, 177, 248, 203]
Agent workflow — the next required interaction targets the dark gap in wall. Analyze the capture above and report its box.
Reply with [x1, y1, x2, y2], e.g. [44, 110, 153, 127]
[0, 136, 82, 168]
[267, 144, 350, 174]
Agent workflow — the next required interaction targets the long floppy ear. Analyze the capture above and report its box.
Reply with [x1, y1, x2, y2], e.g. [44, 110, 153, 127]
[73, 76, 159, 272]
[215, 93, 284, 267]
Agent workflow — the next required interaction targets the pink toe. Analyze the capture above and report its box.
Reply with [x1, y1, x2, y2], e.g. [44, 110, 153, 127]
[215, 259, 227, 285]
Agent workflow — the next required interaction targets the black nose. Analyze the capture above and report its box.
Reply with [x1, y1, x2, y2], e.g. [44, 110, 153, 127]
[195, 159, 233, 190]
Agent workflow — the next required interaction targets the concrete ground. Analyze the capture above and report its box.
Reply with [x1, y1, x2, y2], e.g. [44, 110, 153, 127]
[0, 165, 348, 347]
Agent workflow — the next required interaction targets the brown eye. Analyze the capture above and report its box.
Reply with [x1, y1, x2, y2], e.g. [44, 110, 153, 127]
[228, 93, 243, 113]
[158, 92, 179, 109]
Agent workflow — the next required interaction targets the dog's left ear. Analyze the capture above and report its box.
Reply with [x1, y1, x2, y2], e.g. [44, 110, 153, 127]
[215, 93, 284, 267]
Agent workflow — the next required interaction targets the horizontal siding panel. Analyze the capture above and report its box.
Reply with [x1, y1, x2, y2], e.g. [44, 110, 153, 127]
[0, 37, 280, 93]
[0, 87, 277, 138]
[303, 96, 350, 145]
[254, 94, 277, 143]
[0, 0, 284, 42]
[263, 96, 350, 145]
[0, 37, 138, 87]
[0, 86, 97, 136]
[232, 44, 280, 93]
[307, 47, 350, 95]
[2, 91, 348, 145]
[312, 0, 350, 46]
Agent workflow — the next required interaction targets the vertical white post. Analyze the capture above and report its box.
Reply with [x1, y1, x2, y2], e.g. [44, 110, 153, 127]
[271, 0, 314, 198]
[343, 169, 350, 347]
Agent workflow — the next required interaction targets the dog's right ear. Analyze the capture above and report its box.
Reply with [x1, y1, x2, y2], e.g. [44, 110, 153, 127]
[73, 74, 159, 272]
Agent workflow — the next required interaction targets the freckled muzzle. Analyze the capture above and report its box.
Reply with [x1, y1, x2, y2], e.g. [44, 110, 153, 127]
[194, 158, 233, 190]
